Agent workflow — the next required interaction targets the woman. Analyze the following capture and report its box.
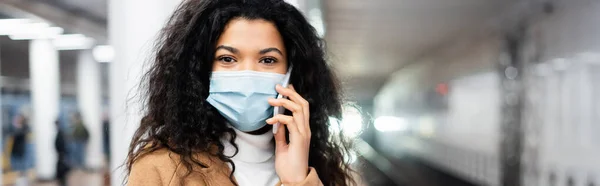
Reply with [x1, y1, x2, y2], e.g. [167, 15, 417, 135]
[126, 0, 355, 185]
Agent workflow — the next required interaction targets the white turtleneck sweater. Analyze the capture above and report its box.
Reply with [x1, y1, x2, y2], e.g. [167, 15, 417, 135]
[222, 127, 279, 186]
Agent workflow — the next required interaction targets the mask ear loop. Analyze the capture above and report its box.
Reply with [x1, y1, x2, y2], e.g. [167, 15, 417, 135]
[273, 66, 293, 134]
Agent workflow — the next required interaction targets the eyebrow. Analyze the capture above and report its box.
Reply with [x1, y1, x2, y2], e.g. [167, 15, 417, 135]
[216, 45, 284, 56]
[259, 47, 284, 56]
[215, 45, 239, 54]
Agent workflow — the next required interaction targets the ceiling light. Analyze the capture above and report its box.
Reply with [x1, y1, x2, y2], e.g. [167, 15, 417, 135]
[0, 19, 32, 35]
[374, 116, 408, 132]
[93, 45, 115, 63]
[53, 34, 95, 50]
[8, 22, 63, 40]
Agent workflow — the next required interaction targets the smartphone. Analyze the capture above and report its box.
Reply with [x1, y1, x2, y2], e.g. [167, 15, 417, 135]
[273, 66, 292, 134]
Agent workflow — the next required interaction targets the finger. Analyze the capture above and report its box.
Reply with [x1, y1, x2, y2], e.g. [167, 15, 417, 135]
[289, 85, 310, 136]
[266, 114, 300, 136]
[276, 84, 309, 110]
[288, 85, 309, 119]
[274, 121, 287, 151]
[268, 98, 306, 135]
[268, 98, 303, 113]
[267, 115, 305, 147]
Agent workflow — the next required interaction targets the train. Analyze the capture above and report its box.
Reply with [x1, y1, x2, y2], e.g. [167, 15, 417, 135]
[373, 1, 600, 186]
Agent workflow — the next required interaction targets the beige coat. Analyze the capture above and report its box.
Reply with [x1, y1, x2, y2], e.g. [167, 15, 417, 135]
[127, 148, 323, 186]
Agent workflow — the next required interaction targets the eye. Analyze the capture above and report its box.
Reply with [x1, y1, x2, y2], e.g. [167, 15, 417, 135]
[217, 56, 237, 63]
[259, 57, 278, 64]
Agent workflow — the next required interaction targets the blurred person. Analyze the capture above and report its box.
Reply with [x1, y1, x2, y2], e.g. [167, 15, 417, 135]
[55, 120, 71, 186]
[71, 112, 89, 169]
[102, 114, 111, 186]
[11, 114, 29, 186]
[126, 0, 356, 186]
[102, 114, 110, 162]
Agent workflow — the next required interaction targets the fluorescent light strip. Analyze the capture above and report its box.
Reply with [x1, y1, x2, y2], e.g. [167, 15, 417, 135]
[53, 34, 95, 50]
[2, 19, 65, 40]
[93, 45, 115, 63]
[0, 19, 32, 35]
[9, 24, 64, 40]
[374, 116, 408, 132]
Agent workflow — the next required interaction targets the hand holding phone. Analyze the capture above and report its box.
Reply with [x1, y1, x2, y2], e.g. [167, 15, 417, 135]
[265, 67, 312, 183]
[273, 66, 292, 134]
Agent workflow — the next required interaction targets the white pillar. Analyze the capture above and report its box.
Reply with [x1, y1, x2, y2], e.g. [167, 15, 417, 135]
[284, 0, 307, 12]
[0, 40, 3, 185]
[76, 50, 103, 169]
[29, 39, 59, 179]
[108, 1, 180, 185]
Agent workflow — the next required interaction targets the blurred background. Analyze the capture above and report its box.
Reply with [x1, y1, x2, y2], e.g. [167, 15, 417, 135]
[0, 0, 599, 185]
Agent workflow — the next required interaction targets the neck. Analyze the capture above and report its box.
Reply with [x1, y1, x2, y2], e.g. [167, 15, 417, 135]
[222, 126, 275, 163]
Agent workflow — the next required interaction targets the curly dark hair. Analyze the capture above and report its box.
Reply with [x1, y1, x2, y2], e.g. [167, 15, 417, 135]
[126, 0, 355, 185]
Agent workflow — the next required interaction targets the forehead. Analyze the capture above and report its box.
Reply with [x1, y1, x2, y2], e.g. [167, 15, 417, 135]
[216, 18, 285, 52]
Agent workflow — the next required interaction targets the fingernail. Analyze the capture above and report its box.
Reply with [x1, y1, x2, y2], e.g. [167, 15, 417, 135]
[266, 118, 273, 123]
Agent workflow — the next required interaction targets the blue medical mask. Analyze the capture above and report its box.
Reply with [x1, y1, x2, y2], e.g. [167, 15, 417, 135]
[206, 70, 287, 132]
